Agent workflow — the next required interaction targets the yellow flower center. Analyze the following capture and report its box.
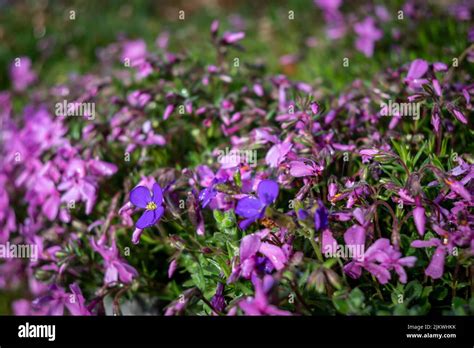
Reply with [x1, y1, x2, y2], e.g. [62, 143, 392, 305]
[444, 179, 453, 186]
[146, 202, 157, 211]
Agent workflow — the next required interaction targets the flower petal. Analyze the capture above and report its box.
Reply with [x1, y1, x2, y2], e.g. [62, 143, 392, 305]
[321, 230, 338, 257]
[256, 180, 279, 205]
[259, 242, 287, 270]
[239, 217, 257, 230]
[131, 228, 143, 245]
[240, 233, 261, 261]
[413, 206, 426, 236]
[406, 59, 428, 80]
[411, 238, 441, 248]
[130, 186, 151, 208]
[365, 263, 391, 284]
[425, 246, 446, 279]
[152, 183, 163, 204]
[236, 196, 264, 218]
[135, 210, 157, 229]
[344, 225, 365, 248]
[289, 161, 314, 177]
[314, 204, 329, 231]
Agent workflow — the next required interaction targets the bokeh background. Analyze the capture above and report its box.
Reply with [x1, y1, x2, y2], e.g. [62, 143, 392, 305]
[0, 0, 473, 315]
[0, 0, 471, 92]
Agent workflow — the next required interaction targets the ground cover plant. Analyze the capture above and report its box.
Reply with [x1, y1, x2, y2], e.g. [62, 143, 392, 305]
[0, 0, 473, 316]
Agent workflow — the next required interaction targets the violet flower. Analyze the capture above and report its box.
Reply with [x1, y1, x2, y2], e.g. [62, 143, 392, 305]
[314, 201, 329, 232]
[235, 179, 279, 229]
[413, 196, 426, 236]
[199, 178, 222, 208]
[444, 177, 471, 201]
[130, 183, 165, 229]
[210, 282, 226, 313]
[343, 226, 416, 284]
[410, 224, 464, 279]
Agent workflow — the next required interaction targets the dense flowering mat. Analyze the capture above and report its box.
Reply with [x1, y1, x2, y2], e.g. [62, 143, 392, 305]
[0, 0, 473, 316]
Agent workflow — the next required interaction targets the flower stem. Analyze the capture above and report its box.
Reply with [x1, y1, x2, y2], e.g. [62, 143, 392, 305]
[309, 231, 324, 262]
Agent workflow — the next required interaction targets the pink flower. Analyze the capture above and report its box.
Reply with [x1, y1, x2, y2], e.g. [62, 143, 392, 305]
[9, 57, 36, 91]
[289, 159, 323, 177]
[265, 142, 292, 168]
[221, 31, 245, 45]
[354, 17, 383, 57]
[405, 59, 429, 89]
[238, 275, 291, 316]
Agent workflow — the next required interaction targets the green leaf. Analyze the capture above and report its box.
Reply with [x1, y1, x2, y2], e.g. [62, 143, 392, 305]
[405, 281, 422, 301]
[411, 141, 427, 169]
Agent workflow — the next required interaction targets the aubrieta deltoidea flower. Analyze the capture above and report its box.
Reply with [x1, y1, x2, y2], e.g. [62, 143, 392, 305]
[235, 180, 279, 229]
[1, 2, 473, 317]
[130, 183, 165, 229]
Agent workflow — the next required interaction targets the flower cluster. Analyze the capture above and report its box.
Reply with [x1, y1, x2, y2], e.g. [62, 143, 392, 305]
[0, 0, 473, 316]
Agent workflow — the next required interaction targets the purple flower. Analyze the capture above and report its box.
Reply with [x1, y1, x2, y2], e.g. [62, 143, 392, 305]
[289, 159, 323, 177]
[444, 178, 471, 201]
[405, 59, 429, 89]
[235, 180, 279, 229]
[91, 235, 138, 285]
[9, 57, 36, 91]
[374, 245, 417, 284]
[431, 105, 441, 132]
[449, 107, 468, 125]
[121, 39, 147, 65]
[221, 31, 245, 45]
[413, 197, 426, 236]
[354, 17, 383, 57]
[168, 259, 178, 278]
[210, 282, 226, 313]
[130, 183, 165, 229]
[238, 275, 291, 316]
[127, 90, 152, 108]
[66, 283, 92, 315]
[411, 224, 460, 279]
[265, 142, 292, 168]
[343, 226, 415, 284]
[163, 104, 174, 120]
[359, 148, 379, 162]
[253, 83, 264, 97]
[228, 230, 289, 282]
[210, 20, 220, 37]
[32, 284, 90, 316]
[310, 101, 320, 114]
[58, 158, 116, 215]
[321, 229, 338, 255]
[314, 201, 329, 231]
[198, 178, 221, 208]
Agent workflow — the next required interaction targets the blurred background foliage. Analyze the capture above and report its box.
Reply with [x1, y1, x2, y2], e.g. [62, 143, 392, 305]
[0, 0, 471, 92]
